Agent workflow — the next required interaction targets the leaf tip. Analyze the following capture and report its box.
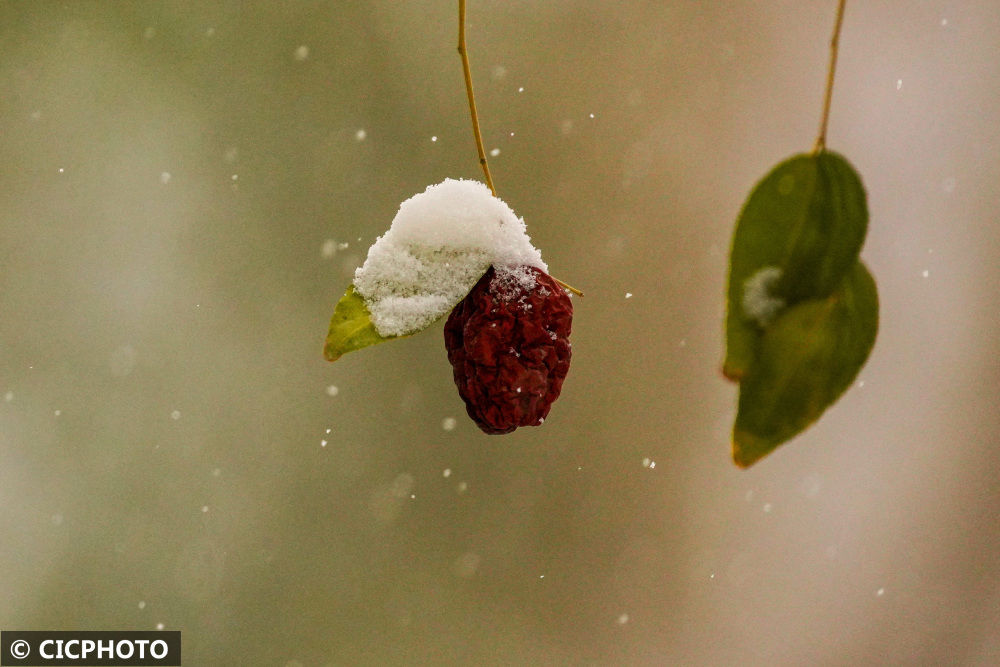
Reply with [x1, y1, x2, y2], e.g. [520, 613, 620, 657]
[722, 364, 743, 383]
[323, 284, 401, 362]
[731, 430, 769, 469]
[323, 344, 343, 363]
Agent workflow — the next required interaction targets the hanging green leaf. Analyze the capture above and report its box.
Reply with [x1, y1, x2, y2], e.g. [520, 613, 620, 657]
[724, 151, 868, 381]
[723, 150, 878, 467]
[323, 285, 401, 362]
[732, 260, 878, 467]
[721, 1, 876, 466]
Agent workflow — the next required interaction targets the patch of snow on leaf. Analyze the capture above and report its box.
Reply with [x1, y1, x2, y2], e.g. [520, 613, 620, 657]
[354, 179, 546, 337]
[742, 266, 785, 327]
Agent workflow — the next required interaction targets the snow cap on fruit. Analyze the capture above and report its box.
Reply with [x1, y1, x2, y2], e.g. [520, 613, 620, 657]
[353, 179, 546, 337]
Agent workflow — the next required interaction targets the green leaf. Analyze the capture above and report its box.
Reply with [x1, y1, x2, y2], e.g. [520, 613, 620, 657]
[323, 285, 401, 362]
[732, 261, 878, 468]
[724, 151, 868, 381]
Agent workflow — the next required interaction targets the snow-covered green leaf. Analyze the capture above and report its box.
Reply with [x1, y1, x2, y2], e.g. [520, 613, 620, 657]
[323, 179, 548, 361]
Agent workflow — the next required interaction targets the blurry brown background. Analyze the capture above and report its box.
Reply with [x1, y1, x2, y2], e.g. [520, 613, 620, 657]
[2, 1, 999, 665]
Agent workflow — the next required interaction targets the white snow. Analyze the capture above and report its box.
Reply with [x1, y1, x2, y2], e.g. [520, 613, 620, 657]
[742, 266, 785, 327]
[454, 551, 481, 578]
[353, 179, 546, 337]
[390, 473, 415, 498]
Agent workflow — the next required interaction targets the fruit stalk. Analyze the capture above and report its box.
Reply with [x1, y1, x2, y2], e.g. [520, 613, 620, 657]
[457, 0, 497, 195]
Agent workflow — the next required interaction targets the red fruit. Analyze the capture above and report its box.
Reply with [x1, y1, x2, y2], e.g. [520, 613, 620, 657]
[444, 266, 573, 434]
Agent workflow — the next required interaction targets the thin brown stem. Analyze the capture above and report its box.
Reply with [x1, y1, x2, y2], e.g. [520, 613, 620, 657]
[813, 0, 847, 154]
[456, 1, 582, 297]
[458, 0, 496, 195]
[554, 278, 584, 297]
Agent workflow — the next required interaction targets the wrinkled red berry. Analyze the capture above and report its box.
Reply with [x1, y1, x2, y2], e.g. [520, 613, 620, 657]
[444, 266, 573, 434]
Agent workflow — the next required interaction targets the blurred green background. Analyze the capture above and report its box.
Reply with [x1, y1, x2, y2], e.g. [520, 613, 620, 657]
[2, 1, 1000, 664]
